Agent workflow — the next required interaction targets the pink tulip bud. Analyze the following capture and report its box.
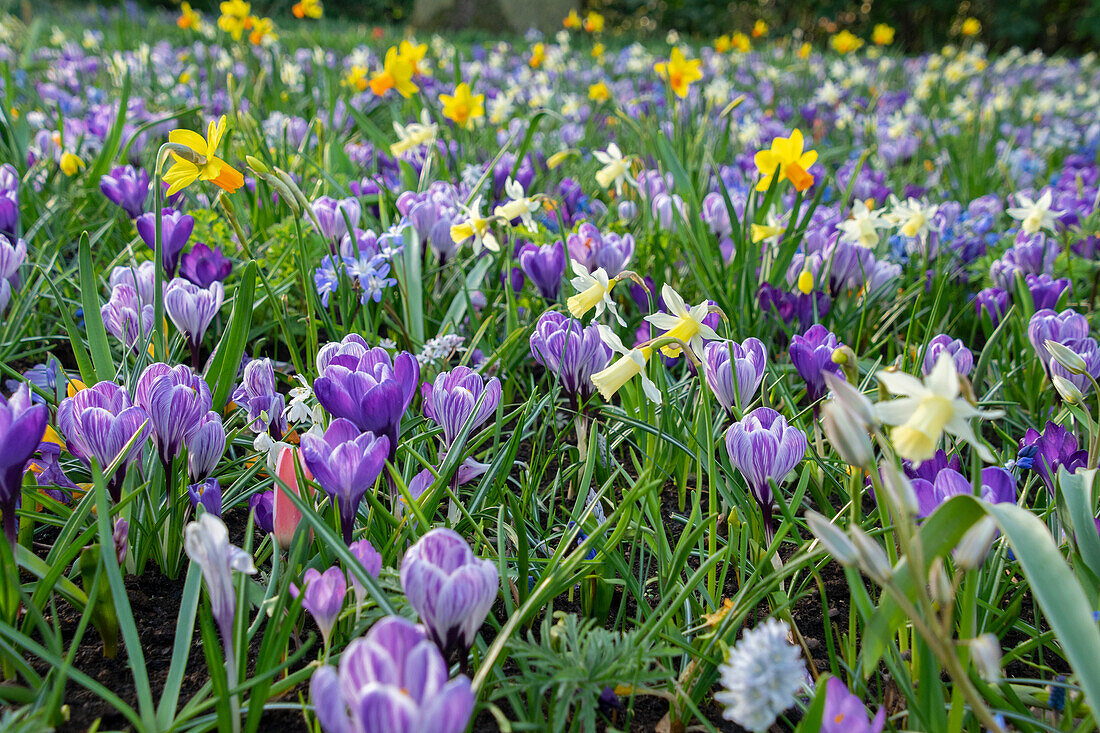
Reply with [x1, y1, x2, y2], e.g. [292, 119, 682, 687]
[274, 445, 312, 551]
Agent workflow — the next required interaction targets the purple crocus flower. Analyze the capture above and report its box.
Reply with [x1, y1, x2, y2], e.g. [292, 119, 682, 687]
[518, 241, 566, 300]
[1028, 308, 1089, 369]
[56, 381, 150, 501]
[400, 528, 499, 657]
[911, 467, 1016, 519]
[165, 278, 224, 361]
[135, 362, 213, 467]
[231, 358, 286, 439]
[249, 490, 275, 534]
[313, 336, 419, 459]
[187, 478, 223, 518]
[99, 165, 149, 219]
[300, 418, 389, 544]
[1020, 421, 1089, 493]
[346, 538, 383, 608]
[186, 411, 225, 482]
[529, 311, 612, 401]
[974, 287, 1009, 328]
[1026, 273, 1070, 311]
[113, 517, 129, 566]
[135, 208, 194, 275]
[923, 334, 973, 377]
[291, 566, 346, 646]
[821, 677, 885, 733]
[421, 367, 502, 451]
[101, 284, 154, 351]
[0, 234, 27, 314]
[109, 261, 157, 307]
[0, 384, 48, 544]
[725, 407, 807, 542]
[789, 324, 844, 404]
[311, 196, 361, 246]
[903, 449, 962, 483]
[309, 615, 475, 733]
[180, 242, 232, 288]
[702, 338, 768, 417]
[566, 222, 634, 277]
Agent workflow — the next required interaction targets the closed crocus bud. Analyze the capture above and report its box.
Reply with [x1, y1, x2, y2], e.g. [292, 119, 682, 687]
[273, 445, 310, 551]
[311, 196, 361, 244]
[518, 241, 566, 300]
[804, 510, 859, 566]
[186, 411, 225, 481]
[529, 311, 612, 400]
[165, 277, 225, 351]
[421, 367, 502, 451]
[0, 384, 47, 544]
[300, 420, 389, 544]
[135, 208, 194, 275]
[99, 165, 149, 219]
[109, 261, 157, 307]
[725, 407, 807, 542]
[346, 538, 383, 608]
[231, 358, 286, 439]
[249, 490, 274, 534]
[617, 200, 638, 221]
[702, 338, 768, 417]
[970, 633, 1002, 683]
[309, 616, 474, 733]
[400, 528, 499, 657]
[135, 363, 212, 467]
[101, 284, 155, 351]
[291, 566, 346, 646]
[187, 478, 223, 518]
[923, 334, 974, 377]
[113, 517, 129, 566]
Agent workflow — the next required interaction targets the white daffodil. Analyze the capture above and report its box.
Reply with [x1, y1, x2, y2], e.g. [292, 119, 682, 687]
[591, 324, 661, 403]
[644, 283, 720, 357]
[838, 199, 889, 248]
[390, 110, 438, 157]
[449, 197, 500, 253]
[1007, 189, 1062, 234]
[885, 195, 938, 241]
[593, 143, 633, 195]
[567, 260, 624, 325]
[493, 177, 540, 232]
[874, 353, 1003, 465]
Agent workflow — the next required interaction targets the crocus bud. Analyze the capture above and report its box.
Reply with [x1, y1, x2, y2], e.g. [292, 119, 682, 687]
[249, 490, 274, 534]
[1045, 339, 1088, 375]
[291, 566, 346, 647]
[187, 478, 223, 518]
[346, 539, 383, 608]
[273, 445, 310, 551]
[804, 510, 858, 566]
[113, 517, 129, 567]
[970, 633, 1002, 683]
[850, 525, 893, 583]
[400, 528, 499, 657]
[186, 411, 225, 481]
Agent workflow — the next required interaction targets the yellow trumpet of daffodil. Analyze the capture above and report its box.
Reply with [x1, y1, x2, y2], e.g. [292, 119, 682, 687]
[583, 11, 605, 33]
[369, 46, 419, 98]
[830, 30, 864, 54]
[217, 0, 250, 40]
[440, 82, 484, 128]
[654, 47, 703, 98]
[529, 43, 546, 69]
[563, 9, 581, 29]
[588, 81, 610, 102]
[751, 20, 768, 38]
[162, 116, 244, 196]
[872, 23, 895, 45]
[178, 2, 202, 30]
[247, 16, 276, 45]
[753, 129, 817, 192]
[399, 40, 429, 76]
[961, 17, 981, 36]
[731, 32, 751, 53]
[292, 0, 323, 19]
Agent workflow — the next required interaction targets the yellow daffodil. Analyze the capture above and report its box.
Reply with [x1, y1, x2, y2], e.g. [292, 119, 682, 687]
[399, 40, 429, 76]
[567, 260, 623, 324]
[344, 65, 369, 92]
[390, 110, 437, 156]
[592, 325, 659, 403]
[654, 47, 703, 98]
[439, 82, 484, 128]
[753, 129, 817, 192]
[644, 284, 720, 357]
[583, 11, 605, 33]
[961, 17, 981, 37]
[875, 354, 1002, 465]
[872, 23, 895, 45]
[751, 20, 768, 38]
[217, 0, 250, 40]
[588, 81, 610, 102]
[591, 42, 605, 59]
[162, 116, 244, 196]
[702, 598, 735, 628]
[796, 42, 812, 59]
[750, 212, 786, 246]
[449, 197, 498, 253]
[563, 9, 581, 29]
[593, 143, 632, 195]
[715, 35, 732, 53]
[60, 152, 84, 176]
[830, 30, 864, 54]
[292, 0, 322, 19]
[178, 2, 202, 30]
[493, 178, 539, 232]
[529, 43, 546, 69]
[370, 46, 418, 98]
[247, 16, 276, 45]
[731, 32, 751, 53]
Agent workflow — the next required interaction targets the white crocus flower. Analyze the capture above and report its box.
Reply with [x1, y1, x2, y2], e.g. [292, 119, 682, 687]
[1006, 189, 1062, 234]
[449, 197, 499, 253]
[874, 353, 1003, 465]
[493, 177, 540, 232]
[567, 260, 624, 325]
[838, 199, 889, 248]
[886, 195, 939, 241]
[390, 110, 438, 156]
[644, 283, 720, 357]
[593, 143, 633, 195]
[591, 324, 661, 404]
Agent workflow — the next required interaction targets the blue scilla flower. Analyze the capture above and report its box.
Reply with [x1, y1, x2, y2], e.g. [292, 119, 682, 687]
[313, 255, 341, 308]
[887, 234, 910, 264]
[1015, 444, 1039, 472]
[1049, 676, 1067, 712]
